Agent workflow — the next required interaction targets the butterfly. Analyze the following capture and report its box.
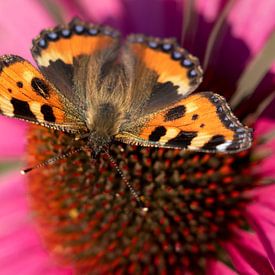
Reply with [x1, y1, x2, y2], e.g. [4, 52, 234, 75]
[0, 18, 252, 157]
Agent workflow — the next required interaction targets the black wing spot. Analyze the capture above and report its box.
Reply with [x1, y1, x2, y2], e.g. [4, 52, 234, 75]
[31, 77, 50, 99]
[41, 104, 56, 122]
[149, 126, 167, 142]
[40, 59, 74, 97]
[166, 131, 197, 149]
[164, 105, 186, 122]
[146, 81, 182, 114]
[8, 88, 12, 93]
[16, 81, 23, 88]
[202, 135, 226, 151]
[11, 98, 36, 119]
[192, 114, 199, 120]
[200, 123, 205, 128]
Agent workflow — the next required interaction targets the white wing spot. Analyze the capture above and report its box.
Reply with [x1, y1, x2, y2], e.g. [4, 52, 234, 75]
[23, 71, 36, 82]
[216, 141, 232, 152]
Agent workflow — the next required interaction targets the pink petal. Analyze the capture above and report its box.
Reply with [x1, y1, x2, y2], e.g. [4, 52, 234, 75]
[195, 0, 226, 22]
[250, 184, 275, 210]
[206, 258, 237, 275]
[0, 172, 72, 275]
[70, 0, 184, 39]
[222, 228, 274, 274]
[0, 0, 54, 59]
[252, 145, 275, 178]
[254, 118, 275, 137]
[251, 118, 275, 178]
[256, 156, 275, 178]
[77, 0, 123, 23]
[227, 0, 275, 55]
[0, 1, 54, 159]
[58, 0, 124, 29]
[0, 1, 55, 159]
[261, 66, 275, 119]
[185, 0, 227, 64]
[122, 0, 183, 38]
[196, 1, 275, 103]
[246, 203, 275, 268]
[0, 117, 26, 159]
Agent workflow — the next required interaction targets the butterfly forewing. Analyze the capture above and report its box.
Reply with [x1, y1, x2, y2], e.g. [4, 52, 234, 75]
[31, 17, 121, 108]
[0, 55, 86, 133]
[124, 34, 203, 113]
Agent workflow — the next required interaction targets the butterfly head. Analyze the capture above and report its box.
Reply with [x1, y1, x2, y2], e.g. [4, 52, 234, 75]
[87, 133, 111, 157]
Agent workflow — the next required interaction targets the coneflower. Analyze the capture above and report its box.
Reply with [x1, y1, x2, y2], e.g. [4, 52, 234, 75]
[0, 0, 275, 274]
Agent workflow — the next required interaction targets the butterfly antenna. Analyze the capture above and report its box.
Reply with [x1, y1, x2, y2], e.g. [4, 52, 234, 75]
[21, 147, 85, 174]
[103, 148, 148, 212]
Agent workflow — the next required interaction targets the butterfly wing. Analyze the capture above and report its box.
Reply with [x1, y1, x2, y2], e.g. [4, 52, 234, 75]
[117, 35, 251, 153]
[122, 34, 203, 114]
[116, 92, 252, 153]
[0, 18, 122, 134]
[31, 17, 121, 108]
[0, 55, 86, 133]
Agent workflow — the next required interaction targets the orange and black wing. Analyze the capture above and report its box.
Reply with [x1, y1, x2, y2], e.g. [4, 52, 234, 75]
[0, 55, 86, 133]
[116, 92, 252, 153]
[122, 34, 203, 113]
[31, 17, 121, 106]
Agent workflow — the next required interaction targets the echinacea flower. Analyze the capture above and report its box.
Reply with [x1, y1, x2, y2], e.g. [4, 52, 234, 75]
[1, 0, 275, 274]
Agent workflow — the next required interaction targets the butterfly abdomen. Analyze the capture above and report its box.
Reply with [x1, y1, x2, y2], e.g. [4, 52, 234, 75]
[85, 58, 131, 141]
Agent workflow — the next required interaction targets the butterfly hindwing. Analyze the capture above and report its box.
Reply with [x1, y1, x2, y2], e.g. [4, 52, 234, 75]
[0, 55, 86, 133]
[116, 92, 252, 153]
[31, 17, 121, 106]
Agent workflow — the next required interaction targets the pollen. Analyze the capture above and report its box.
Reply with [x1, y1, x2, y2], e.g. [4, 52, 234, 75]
[69, 208, 79, 219]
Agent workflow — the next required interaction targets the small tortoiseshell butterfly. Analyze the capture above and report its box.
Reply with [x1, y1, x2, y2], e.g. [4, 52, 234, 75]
[0, 18, 252, 157]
